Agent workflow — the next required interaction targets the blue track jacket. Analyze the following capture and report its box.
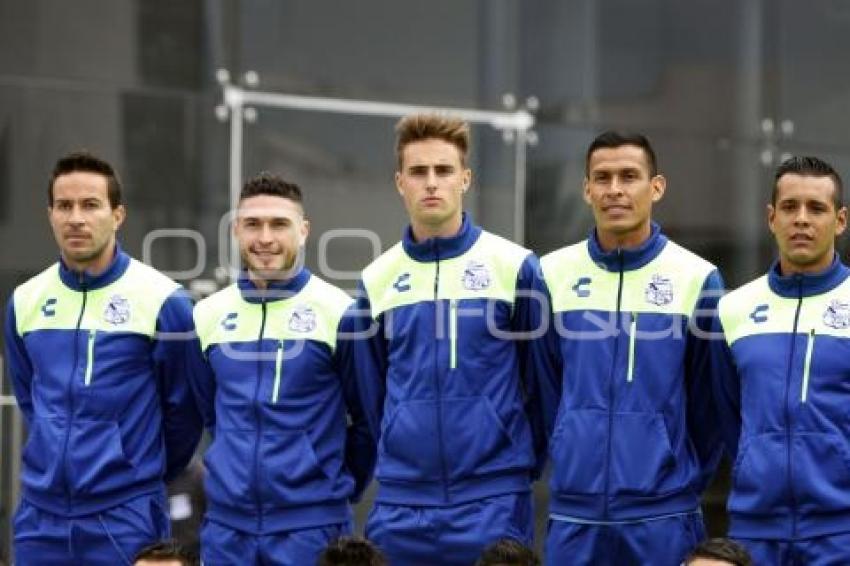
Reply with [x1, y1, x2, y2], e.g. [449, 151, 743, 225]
[4, 247, 202, 516]
[538, 224, 724, 521]
[350, 214, 548, 506]
[712, 255, 850, 540]
[189, 268, 374, 534]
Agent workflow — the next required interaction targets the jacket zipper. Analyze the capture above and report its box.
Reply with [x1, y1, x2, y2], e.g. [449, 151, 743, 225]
[434, 243, 450, 503]
[252, 300, 268, 531]
[271, 340, 284, 403]
[800, 329, 815, 403]
[62, 278, 88, 512]
[84, 330, 97, 386]
[784, 277, 803, 538]
[449, 299, 458, 370]
[626, 313, 637, 383]
[603, 250, 625, 518]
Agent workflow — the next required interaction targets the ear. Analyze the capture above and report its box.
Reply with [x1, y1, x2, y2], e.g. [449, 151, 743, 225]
[836, 206, 848, 237]
[650, 175, 666, 203]
[767, 203, 777, 235]
[299, 218, 310, 246]
[582, 178, 592, 206]
[395, 171, 404, 197]
[461, 168, 472, 193]
[112, 205, 126, 231]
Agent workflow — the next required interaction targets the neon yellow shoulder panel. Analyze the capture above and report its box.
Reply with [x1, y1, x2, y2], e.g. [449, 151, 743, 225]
[361, 232, 531, 319]
[542, 239, 716, 317]
[14, 259, 180, 337]
[194, 275, 353, 352]
[720, 275, 850, 344]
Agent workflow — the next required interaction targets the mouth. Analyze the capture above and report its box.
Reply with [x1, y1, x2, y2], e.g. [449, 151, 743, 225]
[601, 204, 631, 214]
[421, 197, 443, 205]
[789, 233, 813, 243]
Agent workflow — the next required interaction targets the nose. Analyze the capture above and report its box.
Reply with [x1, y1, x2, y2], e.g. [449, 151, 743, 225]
[425, 169, 438, 191]
[259, 223, 274, 243]
[794, 206, 811, 225]
[67, 204, 86, 225]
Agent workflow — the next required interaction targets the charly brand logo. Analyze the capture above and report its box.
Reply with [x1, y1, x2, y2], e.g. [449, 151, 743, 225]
[289, 304, 317, 333]
[393, 273, 411, 293]
[462, 260, 491, 291]
[221, 312, 238, 331]
[103, 294, 131, 325]
[645, 274, 673, 306]
[823, 299, 850, 329]
[41, 297, 57, 317]
[572, 277, 591, 298]
[749, 304, 769, 324]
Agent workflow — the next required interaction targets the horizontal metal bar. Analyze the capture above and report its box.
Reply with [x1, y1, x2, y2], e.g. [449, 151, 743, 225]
[0, 395, 19, 407]
[224, 85, 534, 131]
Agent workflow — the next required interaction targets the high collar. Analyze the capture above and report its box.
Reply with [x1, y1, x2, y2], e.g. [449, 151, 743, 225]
[587, 222, 667, 272]
[402, 212, 482, 262]
[767, 254, 849, 298]
[237, 267, 311, 304]
[58, 244, 129, 290]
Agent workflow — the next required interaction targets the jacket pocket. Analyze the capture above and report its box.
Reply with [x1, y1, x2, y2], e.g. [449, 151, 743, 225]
[68, 420, 136, 496]
[728, 432, 787, 516]
[442, 397, 527, 479]
[261, 430, 330, 504]
[21, 419, 63, 493]
[378, 400, 442, 482]
[793, 432, 850, 514]
[609, 412, 676, 494]
[550, 409, 607, 495]
[204, 431, 255, 510]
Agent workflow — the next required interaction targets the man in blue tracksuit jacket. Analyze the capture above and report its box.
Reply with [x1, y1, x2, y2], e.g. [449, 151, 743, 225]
[188, 173, 374, 565]
[711, 156, 850, 564]
[538, 132, 724, 565]
[4, 152, 202, 565]
[351, 114, 549, 565]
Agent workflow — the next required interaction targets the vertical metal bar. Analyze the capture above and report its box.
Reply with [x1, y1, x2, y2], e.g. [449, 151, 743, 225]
[513, 130, 528, 244]
[228, 92, 244, 281]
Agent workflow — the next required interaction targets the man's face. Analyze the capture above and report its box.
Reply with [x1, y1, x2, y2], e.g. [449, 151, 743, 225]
[234, 194, 308, 281]
[584, 144, 665, 245]
[396, 138, 471, 233]
[768, 173, 847, 273]
[48, 171, 125, 270]
[687, 560, 735, 566]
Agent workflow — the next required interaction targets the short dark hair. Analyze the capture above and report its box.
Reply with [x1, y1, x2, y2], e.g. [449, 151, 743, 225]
[773, 155, 844, 209]
[317, 536, 387, 566]
[585, 131, 658, 177]
[475, 538, 541, 566]
[685, 538, 753, 566]
[49, 150, 123, 208]
[396, 113, 471, 169]
[133, 539, 197, 566]
[239, 172, 304, 210]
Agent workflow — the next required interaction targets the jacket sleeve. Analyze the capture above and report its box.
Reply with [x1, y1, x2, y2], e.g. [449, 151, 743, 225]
[708, 306, 742, 459]
[4, 296, 34, 424]
[512, 254, 560, 480]
[153, 288, 204, 481]
[186, 307, 217, 432]
[685, 268, 725, 490]
[347, 282, 387, 448]
[335, 303, 377, 502]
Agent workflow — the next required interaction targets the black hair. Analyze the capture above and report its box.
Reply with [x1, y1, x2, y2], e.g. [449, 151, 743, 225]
[49, 150, 122, 208]
[132, 539, 197, 566]
[773, 155, 844, 209]
[585, 131, 658, 177]
[475, 538, 541, 566]
[685, 538, 753, 566]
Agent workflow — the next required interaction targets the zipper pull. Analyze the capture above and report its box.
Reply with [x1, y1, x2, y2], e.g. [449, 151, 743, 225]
[271, 341, 284, 403]
[627, 313, 637, 383]
[84, 330, 96, 386]
[801, 329, 815, 403]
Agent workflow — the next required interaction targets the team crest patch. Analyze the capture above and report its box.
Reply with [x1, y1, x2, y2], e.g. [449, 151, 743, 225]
[823, 299, 850, 329]
[104, 294, 131, 325]
[288, 304, 317, 333]
[645, 274, 674, 306]
[462, 260, 491, 291]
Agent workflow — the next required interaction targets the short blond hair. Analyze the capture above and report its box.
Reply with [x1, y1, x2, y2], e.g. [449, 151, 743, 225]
[395, 113, 470, 169]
